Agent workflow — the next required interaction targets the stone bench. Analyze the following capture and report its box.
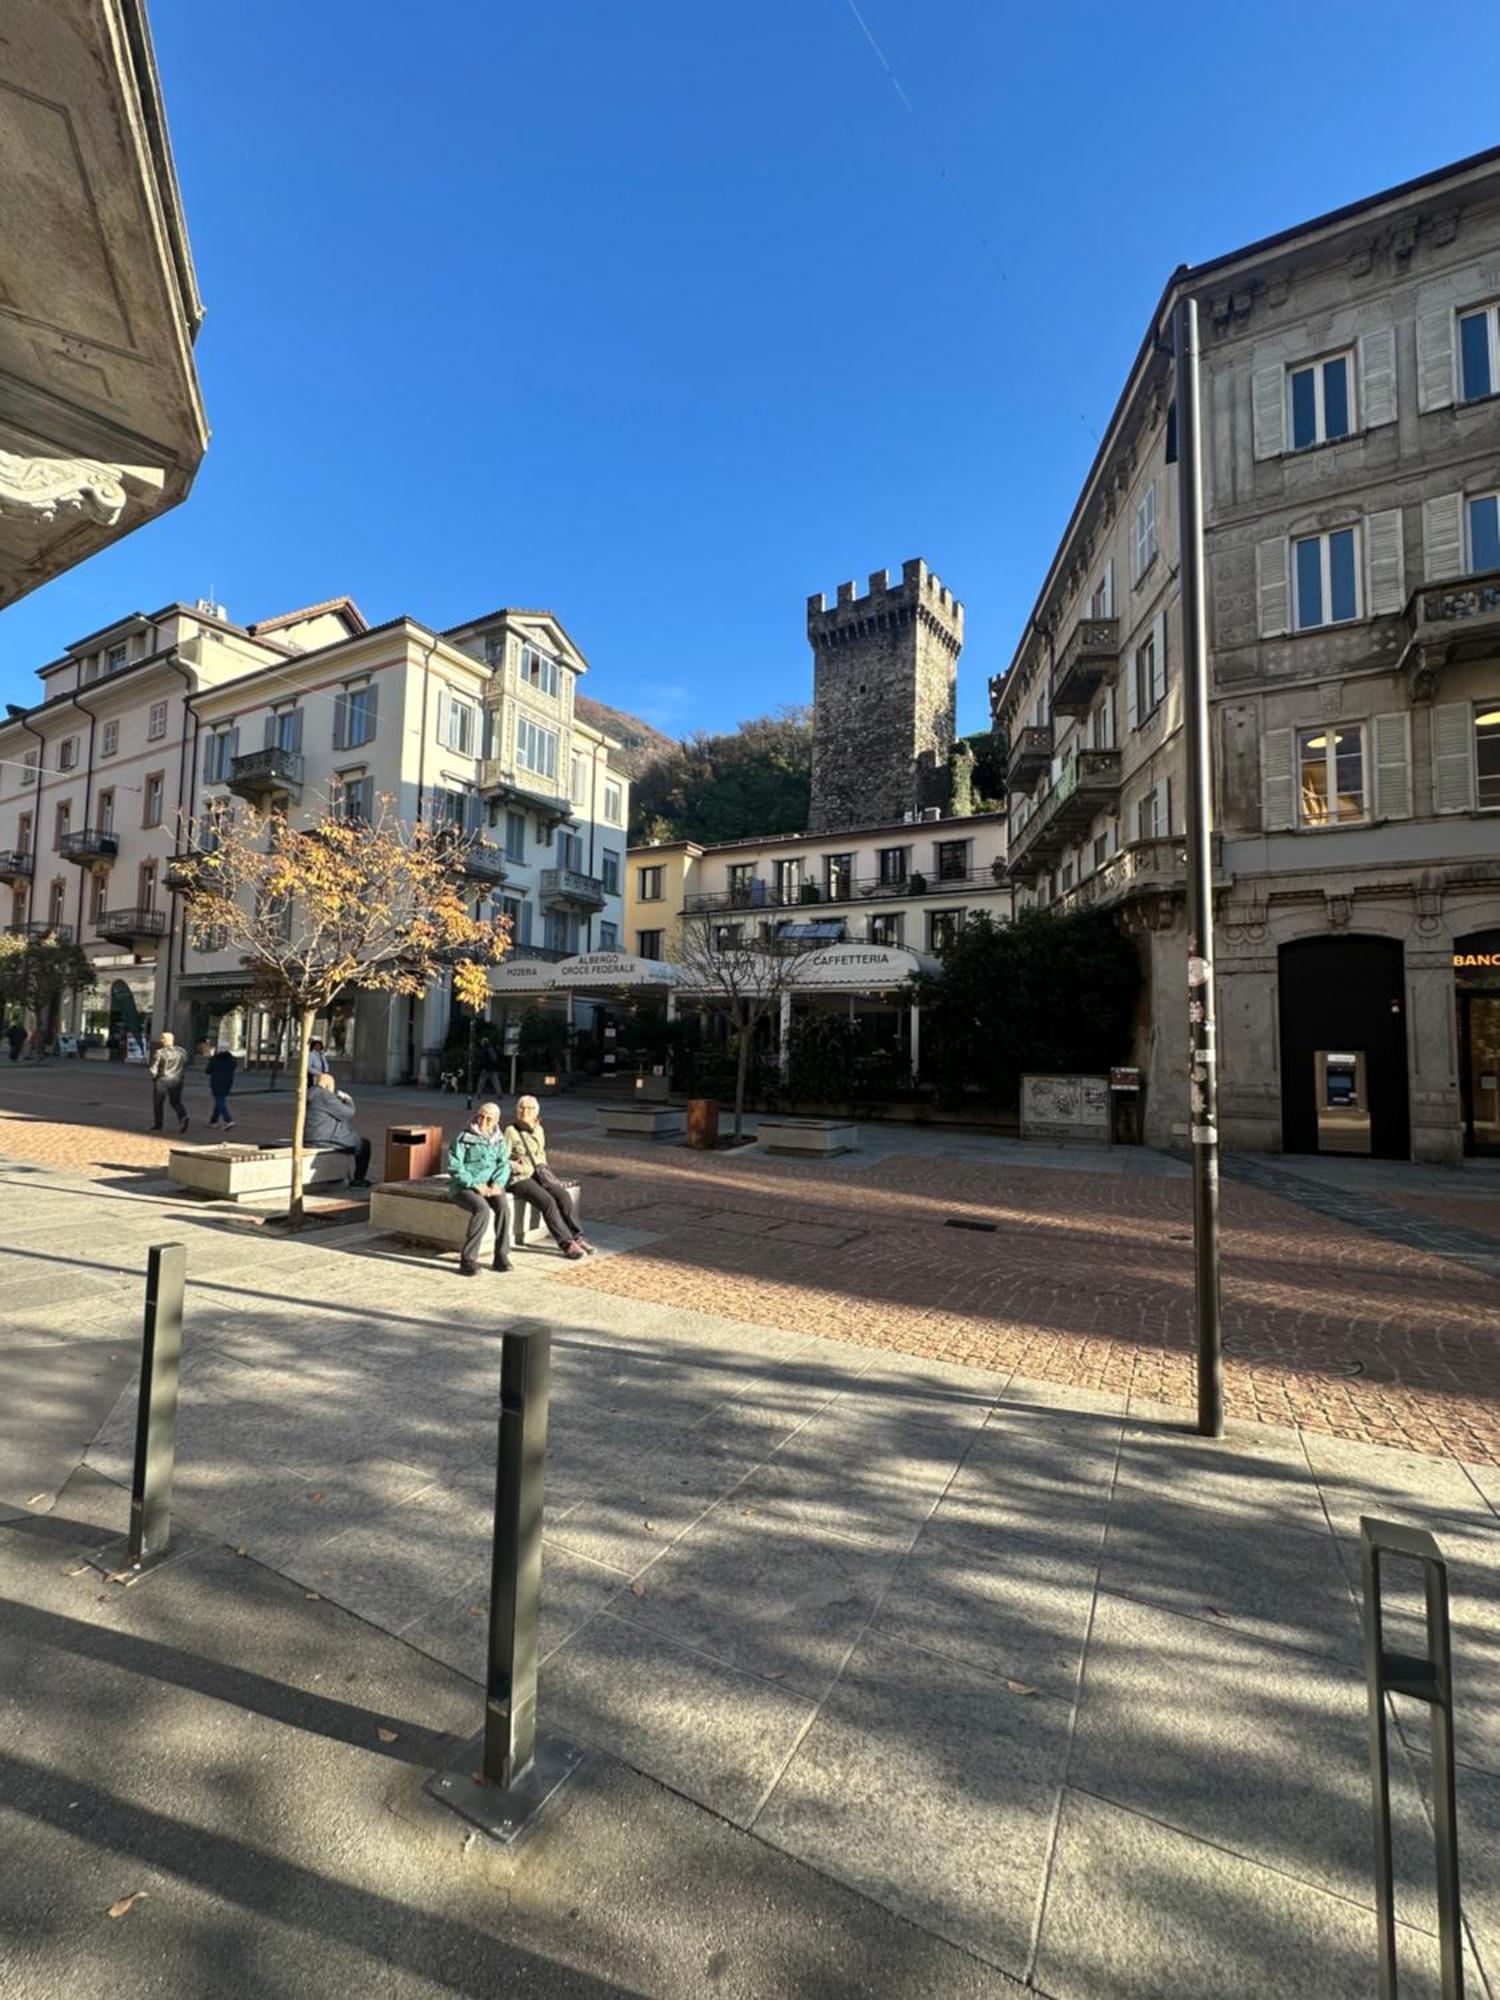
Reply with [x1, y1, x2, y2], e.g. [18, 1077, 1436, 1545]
[597, 1105, 687, 1140]
[369, 1176, 583, 1258]
[756, 1118, 860, 1157]
[167, 1143, 354, 1201]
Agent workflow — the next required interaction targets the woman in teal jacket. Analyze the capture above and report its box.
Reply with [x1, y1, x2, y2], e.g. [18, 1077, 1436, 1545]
[448, 1101, 512, 1277]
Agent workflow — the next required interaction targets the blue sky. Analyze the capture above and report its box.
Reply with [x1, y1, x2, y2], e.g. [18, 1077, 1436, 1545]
[6, 2, 1495, 738]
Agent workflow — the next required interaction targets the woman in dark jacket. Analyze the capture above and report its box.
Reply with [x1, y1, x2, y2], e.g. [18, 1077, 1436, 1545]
[448, 1102, 512, 1277]
[206, 1045, 237, 1129]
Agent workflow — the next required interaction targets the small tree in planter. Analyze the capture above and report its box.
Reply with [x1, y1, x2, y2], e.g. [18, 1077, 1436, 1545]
[172, 799, 509, 1226]
[0, 930, 96, 1042]
[674, 918, 802, 1141]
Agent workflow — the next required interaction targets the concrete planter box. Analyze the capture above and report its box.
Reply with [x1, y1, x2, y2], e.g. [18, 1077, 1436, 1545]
[369, 1177, 582, 1257]
[167, 1144, 353, 1201]
[597, 1105, 687, 1140]
[757, 1118, 860, 1157]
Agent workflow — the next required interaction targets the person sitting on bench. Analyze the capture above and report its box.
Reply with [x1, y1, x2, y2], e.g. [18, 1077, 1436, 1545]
[504, 1094, 593, 1257]
[448, 1100, 512, 1278]
[304, 1072, 372, 1185]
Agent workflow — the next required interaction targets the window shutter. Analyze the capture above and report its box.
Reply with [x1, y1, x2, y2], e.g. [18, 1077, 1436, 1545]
[290, 707, 303, 752]
[1101, 556, 1115, 616]
[1256, 538, 1290, 637]
[263, 712, 277, 750]
[332, 693, 347, 751]
[1149, 611, 1167, 708]
[357, 777, 374, 823]
[1432, 702, 1474, 814]
[202, 731, 216, 781]
[1423, 493, 1465, 581]
[364, 684, 379, 739]
[1124, 648, 1139, 731]
[227, 727, 238, 763]
[1358, 328, 1398, 428]
[1156, 776, 1171, 837]
[436, 691, 449, 744]
[1252, 364, 1285, 460]
[1262, 726, 1296, 830]
[1364, 508, 1405, 615]
[1416, 310, 1455, 412]
[1372, 712, 1412, 820]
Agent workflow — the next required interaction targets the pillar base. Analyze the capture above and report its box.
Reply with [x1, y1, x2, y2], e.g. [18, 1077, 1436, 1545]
[425, 1729, 585, 1846]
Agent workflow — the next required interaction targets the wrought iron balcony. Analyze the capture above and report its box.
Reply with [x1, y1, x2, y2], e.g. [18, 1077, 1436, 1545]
[59, 827, 119, 866]
[0, 849, 33, 886]
[6, 921, 73, 943]
[1054, 834, 1227, 916]
[227, 745, 304, 802]
[98, 905, 168, 950]
[682, 865, 1005, 916]
[434, 830, 507, 884]
[1051, 616, 1119, 715]
[1404, 566, 1500, 683]
[1006, 725, 1053, 795]
[1006, 748, 1122, 881]
[540, 866, 606, 911]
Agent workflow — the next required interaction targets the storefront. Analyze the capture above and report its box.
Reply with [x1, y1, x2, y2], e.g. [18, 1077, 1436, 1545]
[1455, 930, 1500, 1157]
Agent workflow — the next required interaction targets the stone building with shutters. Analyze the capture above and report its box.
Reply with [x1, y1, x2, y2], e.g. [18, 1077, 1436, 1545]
[991, 142, 1500, 1163]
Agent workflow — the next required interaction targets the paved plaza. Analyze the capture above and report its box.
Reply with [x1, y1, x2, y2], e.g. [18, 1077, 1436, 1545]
[0, 1063, 1497, 1994]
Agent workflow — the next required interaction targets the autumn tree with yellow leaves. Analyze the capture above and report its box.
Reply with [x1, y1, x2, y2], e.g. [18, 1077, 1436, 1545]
[173, 800, 509, 1223]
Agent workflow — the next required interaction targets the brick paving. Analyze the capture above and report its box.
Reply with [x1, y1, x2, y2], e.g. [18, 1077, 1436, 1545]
[3, 1061, 1499, 1464]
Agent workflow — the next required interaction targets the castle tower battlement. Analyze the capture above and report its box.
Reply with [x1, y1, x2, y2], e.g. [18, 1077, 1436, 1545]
[805, 558, 962, 833]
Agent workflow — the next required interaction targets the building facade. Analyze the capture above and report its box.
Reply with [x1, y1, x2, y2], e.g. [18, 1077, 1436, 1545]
[991, 143, 1500, 1163]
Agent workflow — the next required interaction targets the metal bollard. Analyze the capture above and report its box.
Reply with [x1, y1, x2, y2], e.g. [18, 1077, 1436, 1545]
[427, 1322, 583, 1841]
[1362, 1516, 1463, 1999]
[126, 1244, 187, 1570]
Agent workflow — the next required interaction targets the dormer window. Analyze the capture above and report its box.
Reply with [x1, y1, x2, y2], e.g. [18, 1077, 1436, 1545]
[520, 645, 560, 698]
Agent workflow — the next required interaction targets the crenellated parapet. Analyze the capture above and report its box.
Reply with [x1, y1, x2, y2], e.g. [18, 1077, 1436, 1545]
[807, 557, 964, 657]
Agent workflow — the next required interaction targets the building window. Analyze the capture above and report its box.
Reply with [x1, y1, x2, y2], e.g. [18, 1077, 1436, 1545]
[1093, 830, 1112, 870]
[105, 643, 127, 675]
[877, 846, 908, 887]
[519, 645, 560, 697]
[570, 752, 588, 801]
[592, 919, 615, 950]
[1468, 493, 1500, 574]
[441, 693, 476, 756]
[1473, 704, 1500, 810]
[774, 858, 801, 903]
[1289, 352, 1353, 450]
[97, 789, 114, 834]
[825, 853, 853, 899]
[604, 780, 623, 825]
[728, 862, 758, 904]
[1297, 725, 1366, 826]
[335, 775, 373, 825]
[269, 706, 302, 753]
[869, 912, 903, 947]
[545, 908, 579, 952]
[82, 658, 101, 685]
[1134, 484, 1158, 580]
[637, 864, 664, 902]
[934, 839, 969, 882]
[1293, 527, 1360, 630]
[203, 729, 236, 783]
[713, 923, 743, 950]
[1135, 781, 1171, 842]
[54, 801, 70, 848]
[11, 890, 26, 927]
[48, 878, 66, 926]
[336, 682, 378, 750]
[147, 700, 167, 741]
[142, 773, 164, 828]
[557, 828, 585, 871]
[515, 715, 558, 781]
[17, 812, 32, 853]
[58, 737, 78, 772]
[139, 860, 158, 909]
[928, 908, 963, 953]
[22, 750, 37, 781]
[101, 720, 119, 758]
[1132, 630, 1167, 721]
[1459, 303, 1500, 403]
[601, 849, 620, 894]
[636, 929, 663, 960]
[90, 871, 107, 923]
[500, 809, 525, 863]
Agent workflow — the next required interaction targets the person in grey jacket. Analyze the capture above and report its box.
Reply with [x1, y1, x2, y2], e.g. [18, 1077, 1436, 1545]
[148, 1031, 190, 1134]
[304, 1072, 372, 1184]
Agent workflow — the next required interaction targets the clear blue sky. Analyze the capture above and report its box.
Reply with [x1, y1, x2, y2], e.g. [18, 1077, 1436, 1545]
[5, 2, 1494, 738]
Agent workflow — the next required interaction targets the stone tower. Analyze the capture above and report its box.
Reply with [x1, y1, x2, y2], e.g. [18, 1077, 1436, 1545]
[805, 558, 963, 833]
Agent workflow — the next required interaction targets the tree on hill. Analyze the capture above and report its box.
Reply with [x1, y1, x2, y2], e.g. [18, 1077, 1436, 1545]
[630, 707, 812, 844]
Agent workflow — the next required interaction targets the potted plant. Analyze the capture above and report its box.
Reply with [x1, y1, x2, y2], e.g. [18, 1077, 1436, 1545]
[908, 870, 928, 895]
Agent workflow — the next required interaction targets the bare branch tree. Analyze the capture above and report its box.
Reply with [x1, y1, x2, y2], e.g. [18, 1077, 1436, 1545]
[172, 797, 509, 1224]
[672, 914, 802, 1140]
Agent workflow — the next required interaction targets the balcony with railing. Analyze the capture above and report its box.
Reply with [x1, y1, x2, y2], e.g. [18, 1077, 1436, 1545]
[1054, 834, 1227, 916]
[1404, 566, 1500, 678]
[59, 827, 119, 867]
[1006, 725, 1053, 796]
[683, 864, 1006, 916]
[540, 866, 607, 911]
[1050, 616, 1119, 715]
[1006, 748, 1122, 882]
[227, 745, 304, 802]
[98, 906, 169, 951]
[433, 830, 507, 885]
[477, 760, 573, 829]
[6, 921, 73, 943]
[0, 850, 34, 887]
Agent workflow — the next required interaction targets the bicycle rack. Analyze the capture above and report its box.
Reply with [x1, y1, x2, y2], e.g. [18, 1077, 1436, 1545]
[1361, 1516, 1463, 1998]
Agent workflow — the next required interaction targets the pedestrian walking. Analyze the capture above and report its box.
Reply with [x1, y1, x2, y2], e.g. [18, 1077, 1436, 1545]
[303, 1071, 372, 1184]
[306, 1037, 330, 1081]
[447, 1100, 512, 1277]
[475, 1032, 503, 1098]
[148, 1031, 190, 1133]
[5, 1022, 23, 1062]
[504, 1093, 592, 1257]
[206, 1044, 237, 1129]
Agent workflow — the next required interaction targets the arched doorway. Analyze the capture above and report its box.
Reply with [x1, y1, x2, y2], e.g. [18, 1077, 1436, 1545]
[1278, 936, 1410, 1159]
[1454, 928, 1500, 1156]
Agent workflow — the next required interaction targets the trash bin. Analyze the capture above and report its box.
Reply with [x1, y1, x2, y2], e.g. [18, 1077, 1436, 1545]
[385, 1123, 444, 1183]
[687, 1099, 719, 1150]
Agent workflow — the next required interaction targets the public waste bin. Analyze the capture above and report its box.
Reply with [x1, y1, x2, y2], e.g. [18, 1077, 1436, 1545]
[385, 1123, 444, 1183]
[687, 1099, 719, 1150]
